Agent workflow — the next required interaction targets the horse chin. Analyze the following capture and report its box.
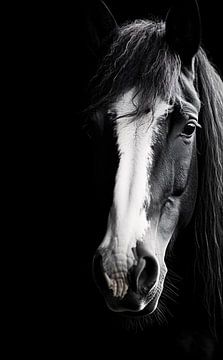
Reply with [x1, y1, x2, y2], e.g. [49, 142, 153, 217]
[122, 299, 158, 318]
[104, 285, 161, 318]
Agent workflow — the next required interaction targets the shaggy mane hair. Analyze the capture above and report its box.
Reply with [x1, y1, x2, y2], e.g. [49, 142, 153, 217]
[88, 20, 181, 115]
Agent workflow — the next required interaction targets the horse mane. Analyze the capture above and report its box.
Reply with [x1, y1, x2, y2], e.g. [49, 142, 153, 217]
[87, 19, 223, 334]
[88, 19, 181, 117]
[193, 49, 223, 332]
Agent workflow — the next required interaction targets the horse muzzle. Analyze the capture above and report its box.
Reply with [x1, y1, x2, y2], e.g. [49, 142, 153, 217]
[92, 243, 161, 314]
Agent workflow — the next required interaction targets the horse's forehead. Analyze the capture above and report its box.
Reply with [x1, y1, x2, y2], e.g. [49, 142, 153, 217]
[113, 89, 170, 120]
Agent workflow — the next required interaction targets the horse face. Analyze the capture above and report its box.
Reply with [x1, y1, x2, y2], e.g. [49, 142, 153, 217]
[93, 73, 201, 314]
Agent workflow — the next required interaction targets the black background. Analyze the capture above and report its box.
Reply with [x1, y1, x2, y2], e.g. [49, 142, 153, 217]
[28, 1, 223, 358]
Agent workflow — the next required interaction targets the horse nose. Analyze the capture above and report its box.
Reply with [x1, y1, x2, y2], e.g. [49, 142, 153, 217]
[93, 246, 159, 296]
[131, 253, 159, 293]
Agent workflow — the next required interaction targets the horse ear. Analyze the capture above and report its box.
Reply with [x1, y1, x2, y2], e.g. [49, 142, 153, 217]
[85, 0, 118, 57]
[165, 0, 201, 68]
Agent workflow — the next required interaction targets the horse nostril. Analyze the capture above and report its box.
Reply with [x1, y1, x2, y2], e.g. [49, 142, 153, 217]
[132, 255, 158, 292]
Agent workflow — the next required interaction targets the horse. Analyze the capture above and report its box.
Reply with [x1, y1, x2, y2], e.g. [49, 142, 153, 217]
[84, 0, 223, 357]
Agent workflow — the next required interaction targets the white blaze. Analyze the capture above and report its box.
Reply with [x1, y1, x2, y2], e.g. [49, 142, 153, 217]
[114, 90, 169, 247]
[100, 90, 171, 297]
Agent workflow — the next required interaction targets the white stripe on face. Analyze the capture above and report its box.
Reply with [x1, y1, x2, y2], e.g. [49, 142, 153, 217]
[102, 90, 171, 254]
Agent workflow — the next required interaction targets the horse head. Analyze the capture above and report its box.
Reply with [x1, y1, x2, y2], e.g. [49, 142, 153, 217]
[87, 0, 223, 321]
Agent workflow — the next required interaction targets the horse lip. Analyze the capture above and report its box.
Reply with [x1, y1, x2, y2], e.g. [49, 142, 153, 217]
[122, 300, 157, 317]
[104, 286, 159, 314]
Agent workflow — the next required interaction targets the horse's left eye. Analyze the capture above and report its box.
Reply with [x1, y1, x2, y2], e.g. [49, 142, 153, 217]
[181, 121, 197, 137]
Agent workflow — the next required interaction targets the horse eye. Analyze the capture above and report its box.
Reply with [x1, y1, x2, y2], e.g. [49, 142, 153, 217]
[181, 121, 197, 137]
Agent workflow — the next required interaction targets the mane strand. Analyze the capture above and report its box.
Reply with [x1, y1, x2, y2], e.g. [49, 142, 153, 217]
[194, 49, 223, 334]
